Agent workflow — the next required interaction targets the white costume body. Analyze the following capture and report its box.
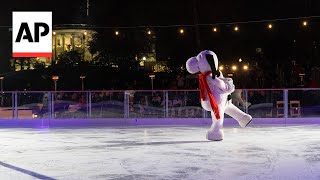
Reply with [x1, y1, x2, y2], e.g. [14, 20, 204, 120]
[186, 50, 252, 141]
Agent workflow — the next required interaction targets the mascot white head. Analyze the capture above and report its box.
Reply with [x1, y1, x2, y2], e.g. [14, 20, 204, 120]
[186, 50, 252, 141]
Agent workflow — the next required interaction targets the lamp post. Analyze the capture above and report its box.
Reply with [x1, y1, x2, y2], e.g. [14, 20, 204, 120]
[80, 75, 86, 91]
[52, 76, 59, 91]
[0, 76, 4, 106]
[148, 73, 155, 95]
[0, 76, 3, 92]
[298, 73, 305, 87]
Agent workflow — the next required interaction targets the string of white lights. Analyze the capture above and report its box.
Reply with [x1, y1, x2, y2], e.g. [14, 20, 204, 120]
[0, 15, 319, 29]
[197, 15, 320, 26]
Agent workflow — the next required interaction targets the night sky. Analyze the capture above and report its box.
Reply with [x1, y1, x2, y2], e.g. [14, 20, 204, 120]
[1, 0, 320, 73]
[0, 0, 318, 26]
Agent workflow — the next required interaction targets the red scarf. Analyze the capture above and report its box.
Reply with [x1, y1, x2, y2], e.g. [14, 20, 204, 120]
[199, 71, 220, 120]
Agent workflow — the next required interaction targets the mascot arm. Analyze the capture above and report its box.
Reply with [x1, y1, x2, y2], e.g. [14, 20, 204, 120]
[212, 77, 234, 94]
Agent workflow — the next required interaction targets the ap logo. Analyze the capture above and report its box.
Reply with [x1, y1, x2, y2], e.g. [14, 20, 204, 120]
[12, 11, 52, 57]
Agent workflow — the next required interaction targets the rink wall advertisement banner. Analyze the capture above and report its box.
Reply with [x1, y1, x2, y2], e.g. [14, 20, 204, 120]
[12, 11, 52, 57]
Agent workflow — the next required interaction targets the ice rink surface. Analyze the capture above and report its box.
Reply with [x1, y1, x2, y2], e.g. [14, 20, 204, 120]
[0, 124, 320, 180]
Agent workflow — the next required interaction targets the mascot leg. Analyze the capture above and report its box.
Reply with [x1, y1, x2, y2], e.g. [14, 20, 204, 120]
[225, 103, 252, 128]
[207, 111, 224, 141]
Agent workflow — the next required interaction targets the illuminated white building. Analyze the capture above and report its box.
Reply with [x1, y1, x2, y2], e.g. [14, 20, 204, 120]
[52, 24, 96, 62]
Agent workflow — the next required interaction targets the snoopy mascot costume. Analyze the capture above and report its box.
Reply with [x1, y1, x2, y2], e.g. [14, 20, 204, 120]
[186, 50, 252, 141]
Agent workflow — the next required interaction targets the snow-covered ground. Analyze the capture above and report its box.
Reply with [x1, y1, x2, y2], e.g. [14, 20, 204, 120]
[0, 124, 320, 180]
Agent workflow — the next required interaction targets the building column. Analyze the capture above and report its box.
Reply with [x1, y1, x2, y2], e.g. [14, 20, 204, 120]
[83, 32, 87, 61]
[62, 34, 65, 52]
[53, 33, 57, 64]
[71, 34, 75, 51]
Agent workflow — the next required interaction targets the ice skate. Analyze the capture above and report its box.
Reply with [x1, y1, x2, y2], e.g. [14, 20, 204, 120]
[207, 123, 224, 141]
[207, 129, 224, 141]
[238, 114, 253, 128]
